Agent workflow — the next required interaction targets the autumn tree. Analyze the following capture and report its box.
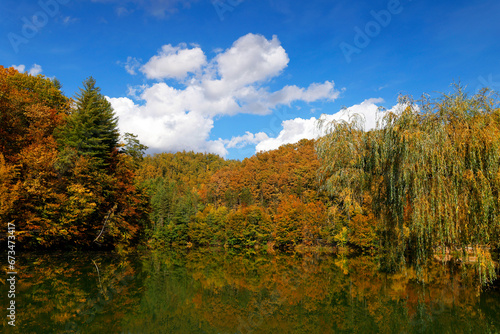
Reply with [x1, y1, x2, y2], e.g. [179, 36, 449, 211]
[316, 86, 500, 283]
[0, 66, 70, 245]
[273, 195, 328, 249]
[139, 140, 330, 250]
[206, 139, 324, 209]
[0, 68, 147, 249]
[0, 153, 19, 223]
[0, 66, 69, 164]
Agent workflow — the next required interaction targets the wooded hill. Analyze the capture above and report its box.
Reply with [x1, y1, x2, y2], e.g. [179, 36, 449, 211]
[1, 66, 499, 284]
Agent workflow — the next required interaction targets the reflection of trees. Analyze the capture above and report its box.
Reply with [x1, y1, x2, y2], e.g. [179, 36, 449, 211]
[4, 253, 141, 333]
[126, 250, 499, 333]
[5, 250, 499, 333]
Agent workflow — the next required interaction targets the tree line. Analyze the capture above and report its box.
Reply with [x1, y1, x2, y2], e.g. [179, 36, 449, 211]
[1, 66, 498, 283]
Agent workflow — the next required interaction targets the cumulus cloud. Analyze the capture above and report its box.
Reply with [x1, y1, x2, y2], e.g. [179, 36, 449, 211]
[215, 34, 289, 87]
[11, 64, 43, 75]
[11, 64, 25, 72]
[109, 94, 228, 156]
[255, 98, 387, 152]
[255, 116, 321, 153]
[269, 81, 340, 105]
[222, 132, 270, 149]
[29, 64, 43, 75]
[141, 44, 206, 80]
[110, 33, 340, 157]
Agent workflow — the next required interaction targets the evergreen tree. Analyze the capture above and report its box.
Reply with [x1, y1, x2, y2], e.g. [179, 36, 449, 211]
[59, 77, 119, 169]
[121, 132, 148, 168]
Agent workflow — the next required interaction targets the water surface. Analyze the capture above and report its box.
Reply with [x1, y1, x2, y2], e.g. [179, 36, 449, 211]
[1, 249, 499, 333]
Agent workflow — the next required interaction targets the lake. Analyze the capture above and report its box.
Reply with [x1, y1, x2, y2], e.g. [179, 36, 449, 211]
[1, 249, 499, 333]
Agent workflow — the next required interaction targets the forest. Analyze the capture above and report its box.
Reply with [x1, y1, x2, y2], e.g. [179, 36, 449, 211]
[1, 66, 499, 284]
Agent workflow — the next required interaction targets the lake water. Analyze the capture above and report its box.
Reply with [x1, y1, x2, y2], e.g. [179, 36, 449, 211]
[1, 249, 499, 333]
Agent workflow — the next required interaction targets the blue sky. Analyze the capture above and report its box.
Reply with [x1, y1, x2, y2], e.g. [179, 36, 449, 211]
[2, 0, 499, 160]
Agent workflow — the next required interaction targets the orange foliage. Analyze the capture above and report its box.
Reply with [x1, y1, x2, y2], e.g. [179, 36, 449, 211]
[206, 139, 323, 209]
[273, 194, 328, 249]
[0, 66, 147, 249]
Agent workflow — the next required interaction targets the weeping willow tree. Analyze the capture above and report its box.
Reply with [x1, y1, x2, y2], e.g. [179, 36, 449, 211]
[316, 86, 500, 284]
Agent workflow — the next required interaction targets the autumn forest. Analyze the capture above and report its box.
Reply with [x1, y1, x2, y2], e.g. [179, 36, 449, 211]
[1, 66, 499, 287]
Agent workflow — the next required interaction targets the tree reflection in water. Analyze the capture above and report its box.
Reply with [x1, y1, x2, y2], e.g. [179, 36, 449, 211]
[2, 250, 499, 333]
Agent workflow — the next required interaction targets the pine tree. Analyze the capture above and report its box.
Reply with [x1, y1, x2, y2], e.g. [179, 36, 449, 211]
[59, 77, 119, 169]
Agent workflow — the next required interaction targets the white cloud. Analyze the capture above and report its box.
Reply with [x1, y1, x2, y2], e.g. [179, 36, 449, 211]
[255, 98, 387, 152]
[11, 64, 43, 75]
[127, 84, 147, 99]
[269, 81, 340, 105]
[109, 94, 227, 156]
[222, 132, 270, 149]
[141, 44, 206, 80]
[110, 33, 341, 157]
[11, 64, 25, 72]
[62, 16, 79, 25]
[29, 64, 43, 75]
[255, 117, 320, 153]
[215, 34, 289, 87]
[122, 57, 141, 75]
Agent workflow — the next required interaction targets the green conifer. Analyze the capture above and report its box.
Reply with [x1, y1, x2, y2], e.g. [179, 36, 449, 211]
[60, 77, 119, 169]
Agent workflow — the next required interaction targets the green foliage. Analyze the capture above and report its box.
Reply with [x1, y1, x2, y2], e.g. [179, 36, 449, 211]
[138, 151, 231, 247]
[317, 86, 500, 283]
[121, 132, 148, 167]
[56, 77, 119, 169]
[189, 204, 229, 246]
[224, 205, 272, 247]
